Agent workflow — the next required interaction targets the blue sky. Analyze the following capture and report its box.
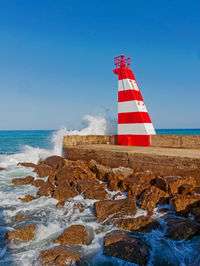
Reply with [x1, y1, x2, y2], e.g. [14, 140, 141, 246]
[0, 0, 199, 130]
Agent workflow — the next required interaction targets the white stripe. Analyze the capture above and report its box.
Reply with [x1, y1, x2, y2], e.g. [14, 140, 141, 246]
[118, 123, 156, 135]
[118, 100, 147, 113]
[118, 79, 139, 92]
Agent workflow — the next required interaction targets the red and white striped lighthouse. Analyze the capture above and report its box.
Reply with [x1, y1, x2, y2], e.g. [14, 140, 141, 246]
[113, 55, 156, 146]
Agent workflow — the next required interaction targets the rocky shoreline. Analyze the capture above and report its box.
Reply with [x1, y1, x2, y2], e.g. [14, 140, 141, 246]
[6, 155, 200, 265]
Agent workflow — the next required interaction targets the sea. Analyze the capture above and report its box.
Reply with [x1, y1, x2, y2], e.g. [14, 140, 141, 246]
[0, 116, 200, 265]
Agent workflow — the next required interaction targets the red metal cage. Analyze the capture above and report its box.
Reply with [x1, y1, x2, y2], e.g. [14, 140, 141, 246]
[114, 55, 131, 69]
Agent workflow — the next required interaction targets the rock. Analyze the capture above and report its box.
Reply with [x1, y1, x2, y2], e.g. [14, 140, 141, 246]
[139, 186, 169, 213]
[37, 182, 54, 197]
[32, 179, 46, 187]
[72, 202, 86, 213]
[104, 231, 149, 265]
[38, 245, 81, 266]
[156, 175, 196, 195]
[48, 172, 57, 186]
[12, 176, 34, 185]
[54, 225, 92, 245]
[88, 159, 111, 181]
[33, 164, 55, 178]
[170, 194, 200, 215]
[94, 198, 137, 223]
[7, 224, 36, 242]
[56, 201, 66, 209]
[19, 195, 36, 202]
[114, 216, 160, 232]
[17, 162, 36, 168]
[113, 192, 123, 199]
[178, 184, 193, 195]
[52, 185, 78, 202]
[0, 167, 5, 171]
[84, 187, 109, 201]
[165, 217, 200, 240]
[75, 179, 105, 194]
[15, 213, 28, 222]
[39, 155, 67, 170]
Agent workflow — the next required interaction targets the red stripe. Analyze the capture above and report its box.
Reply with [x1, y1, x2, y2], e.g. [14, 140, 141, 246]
[118, 112, 151, 124]
[113, 67, 135, 80]
[118, 90, 143, 102]
[118, 135, 150, 146]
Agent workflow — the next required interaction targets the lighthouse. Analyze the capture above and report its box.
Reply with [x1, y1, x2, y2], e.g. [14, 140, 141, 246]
[113, 55, 156, 146]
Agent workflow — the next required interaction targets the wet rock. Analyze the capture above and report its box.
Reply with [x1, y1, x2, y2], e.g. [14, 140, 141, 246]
[139, 186, 169, 213]
[178, 184, 193, 195]
[12, 176, 34, 185]
[75, 179, 105, 194]
[39, 155, 67, 170]
[107, 167, 134, 191]
[165, 217, 200, 240]
[84, 187, 109, 200]
[72, 202, 86, 213]
[170, 194, 200, 215]
[48, 172, 57, 186]
[0, 167, 5, 171]
[104, 231, 149, 265]
[94, 198, 137, 222]
[38, 245, 81, 266]
[88, 159, 111, 181]
[15, 213, 28, 222]
[19, 195, 36, 202]
[54, 225, 93, 245]
[114, 215, 160, 232]
[56, 201, 66, 209]
[17, 162, 36, 168]
[33, 164, 55, 178]
[32, 179, 46, 187]
[37, 182, 54, 197]
[156, 175, 196, 195]
[7, 224, 36, 242]
[52, 185, 78, 202]
[113, 192, 123, 199]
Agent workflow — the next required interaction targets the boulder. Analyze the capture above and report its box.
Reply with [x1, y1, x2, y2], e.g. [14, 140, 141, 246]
[178, 184, 193, 195]
[7, 224, 36, 242]
[113, 192, 123, 199]
[54, 225, 92, 245]
[32, 179, 46, 187]
[0, 167, 5, 171]
[37, 182, 54, 197]
[104, 231, 149, 265]
[52, 185, 78, 202]
[114, 216, 160, 232]
[107, 167, 134, 191]
[15, 213, 28, 222]
[33, 164, 55, 178]
[156, 176, 196, 195]
[139, 186, 169, 213]
[170, 194, 200, 215]
[48, 172, 57, 186]
[84, 187, 109, 201]
[19, 195, 36, 202]
[94, 198, 137, 223]
[39, 155, 67, 170]
[88, 159, 111, 181]
[17, 162, 36, 168]
[38, 245, 81, 265]
[75, 179, 105, 194]
[165, 217, 200, 240]
[12, 176, 34, 185]
[56, 201, 66, 209]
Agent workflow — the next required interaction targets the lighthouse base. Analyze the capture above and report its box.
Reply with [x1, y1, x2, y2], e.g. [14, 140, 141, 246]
[117, 135, 151, 146]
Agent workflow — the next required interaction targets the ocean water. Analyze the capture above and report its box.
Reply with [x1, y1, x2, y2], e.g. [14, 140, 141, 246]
[0, 116, 200, 265]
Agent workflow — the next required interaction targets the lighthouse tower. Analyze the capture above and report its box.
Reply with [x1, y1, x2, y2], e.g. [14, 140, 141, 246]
[113, 55, 156, 146]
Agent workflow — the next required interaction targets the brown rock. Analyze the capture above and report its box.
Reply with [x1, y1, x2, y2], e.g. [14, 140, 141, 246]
[104, 232, 149, 266]
[88, 159, 111, 181]
[56, 201, 66, 209]
[39, 155, 67, 170]
[7, 224, 36, 242]
[33, 164, 54, 178]
[32, 179, 46, 187]
[39, 245, 80, 266]
[84, 187, 109, 200]
[178, 184, 193, 195]
[139, 186, 169, 213]
[19, 195, 36, 202]
[52, 185, 78, 202]
[170, 194, 200, 214]
[72, 202, 86, 213]
[15, 213, 28, 222]
[37, 182, 54, 197]
[17, 162, 36, 168]
[113, 192, 123, 199]
[48, 172, 57, 186]
[114, 216, 160, 232]
[156, 175, 196, 195]
[54, 225, 92, 245]
[94, 198, 137, 223]
[165, 217, 200, 240]
[0, 167, 5, 171]
[75, 179, 104, 193]
[12, 176, 34, 185]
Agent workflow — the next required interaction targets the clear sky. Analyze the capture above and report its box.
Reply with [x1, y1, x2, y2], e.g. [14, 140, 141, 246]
[0, 0, 199, 130]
